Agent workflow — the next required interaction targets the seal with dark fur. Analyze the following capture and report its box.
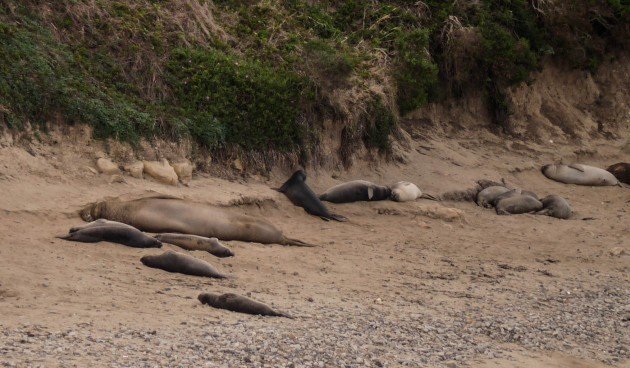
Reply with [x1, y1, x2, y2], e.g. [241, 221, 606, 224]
[141, 250, 226, 279]
[198, 292, 291, 318]
[607, 162, 630, 185]
[319, 180, 391, 204]
[476, 186, 510, 208]
[154, 233, 234, 257]
[536, 195, 573, 219]
[58, 224, 162, 248]
[495, 195, 543, 215]
[275, 170, 347, 221]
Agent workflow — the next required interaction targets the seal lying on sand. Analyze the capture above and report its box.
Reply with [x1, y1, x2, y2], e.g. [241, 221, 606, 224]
[390, 181, 437, 202]
[607, 162, 630, 185]
[495, 195, 543, 215]
[198, 292, 291, 318]
[141, 250, 226, 279]
[536, 195, 573, 219]
[476, 186, 510, 208]
[275, 170, 347, 221]
[441, 179, 507, 202]
[154, 233, 234, 258]
[59, 224, 162, 248]
[69, 219, 136, 233]
[80, 196, 315, 247]
[542, 164, 621, 186]
[319, 180, 391, 203]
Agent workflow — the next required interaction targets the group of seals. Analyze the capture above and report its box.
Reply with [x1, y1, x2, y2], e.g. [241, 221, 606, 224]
[542, 164, 623, 186]
[474, 183, 572, 219]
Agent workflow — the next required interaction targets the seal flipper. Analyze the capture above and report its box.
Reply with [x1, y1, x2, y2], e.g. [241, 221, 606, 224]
[535, 208, 550, 216]
[329, 213, 348, 222]
[280, 237, 317, 247]
[568, 164, 585, 172]
[420, 193, 438, 201]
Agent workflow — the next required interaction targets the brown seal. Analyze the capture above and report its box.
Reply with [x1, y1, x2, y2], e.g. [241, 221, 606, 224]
[198, 292, 292, 318]
[495, 195, 543, 215]
[536, 195, 573, 219]
[606, 162, 630, 185]
[154, 233, 234, 258]
[59, 225, 162, 248]
[140, 250, 226, 279]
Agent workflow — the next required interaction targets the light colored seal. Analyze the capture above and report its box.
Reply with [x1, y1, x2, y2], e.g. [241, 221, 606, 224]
[536, 195, 573, 219]
[542, 164, 621, 186]
[198, 292, 292, 318]
[80, 196, 315, 247]
[58, 225, 162, 248]
[141, 250, 226, 279]
[476, 186, 510, 208]
[154, 233, 234, 258]
[319, 180, 391, 203]
[390, 181, 437, 202]
[69, 219, 136, 233]
[495, 195, 543, 215]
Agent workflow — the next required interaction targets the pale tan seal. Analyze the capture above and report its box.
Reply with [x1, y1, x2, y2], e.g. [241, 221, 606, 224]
[198, 292, 292, 318]
[542, 164, 621, 186]
[390, 181, 437, 202]
[80, 196, 315, 247]
[141, 250, 226, 278]
[154, 233, 234, 258]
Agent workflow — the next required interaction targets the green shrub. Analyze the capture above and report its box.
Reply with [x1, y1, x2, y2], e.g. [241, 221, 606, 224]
[362, 97, 397, 151]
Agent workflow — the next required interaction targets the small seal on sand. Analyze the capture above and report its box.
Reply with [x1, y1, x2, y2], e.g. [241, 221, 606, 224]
[319, 180, 391, 203]
[542, 164, 620, 186]
[606, 162, 630, 185]
[275, 170, 347, 221]
[390, 181, 437, 202]
[495, 195, 543, 215]
[59, 225, 162, 248]
[536, 195, 573, 219]
[476, 186, 510, 208]
[141, 250, 226, 279]
[69, 219, 136, 233]
[198, 292, 292, 318]
[154, 233, 234, 258]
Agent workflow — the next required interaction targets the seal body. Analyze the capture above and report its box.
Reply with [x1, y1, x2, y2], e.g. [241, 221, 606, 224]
[536, 195, 573, 219]
[154, 233, 234, 258]
[542, 164, 619, 186]
[59, 225, 162, 248]
[198, 292, 290, 318]
[319, 180, 391, 203]
[476, 186, 510, 208]
[141, 251, 226, 278]
[607, 162, 630, 184]
[495, 195, 543, 215]
[80, 197, 315, 246]
[276, 170, 347, 221]
[390, 181, 437, 202]
[69, 219, 136, 233]
[489, 188, 523, 207]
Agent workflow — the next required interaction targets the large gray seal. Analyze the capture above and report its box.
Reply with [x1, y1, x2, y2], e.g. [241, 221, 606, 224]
[275, 170, 347, 221]
[495, 195, 543, 215]
[141, 250, 226, 279]
[542, 164, 621, 186]
[319, 180, 391, 203]
[476, 186, 510, 208]
[154, 233, 234, 258]
[198, 292, 291, 318]
[607, 162, 630, 185]
[58, 224, 162, 248]
[536, 195, 573, 219]
[80, 196, 315, 247]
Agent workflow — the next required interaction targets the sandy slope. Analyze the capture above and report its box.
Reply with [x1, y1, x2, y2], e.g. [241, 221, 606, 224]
[0, 128, 628, 367]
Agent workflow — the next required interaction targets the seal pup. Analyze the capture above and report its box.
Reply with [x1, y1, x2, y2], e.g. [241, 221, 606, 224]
[607, 162, 630, 185]
[154, 233, 234, 258]
[495, 195, 543, 215]
[476, 186, 510, 208]
[141, 251, 226, 279]
[198, 292, 292, 318]
[59, 225, 162, 248]
[542, 164, 621, 186]
[536, 195, 573, 219]
[69, 219, 136, 233]
[80, 196, 316, 247]
[488, 188, 523, 207]
[319, 180, 391, 203]
[390, 181, 437, 202]
[274, 170, 347, 221]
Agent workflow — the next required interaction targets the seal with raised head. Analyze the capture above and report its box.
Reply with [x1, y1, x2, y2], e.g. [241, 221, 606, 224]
[607, 162, 630, 185]
[476, 186, 510, 208]
[390, 181, 437, 202]
[198, 292, 291, 318]
[59, 225, 162, 248]
[141, 250, 226, 279]
[80, 196, 315, 247]
[154, 233, 234, 258]
[274, 170, 347, 221]
[536, 195, 573, 219]
[319, 180, 391, 204]
[495, 195, 543, 215]
[542, 164, 621, 186]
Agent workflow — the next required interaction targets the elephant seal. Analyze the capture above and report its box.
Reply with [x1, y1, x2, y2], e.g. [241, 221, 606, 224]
[275, 170, 347, 221]
[141, 251, 226, 278]
[495, 195, 543, 215]
[319, 180, 391, 203]
[607, 162, 630, 185]
[476, 186, 510, 208]
[154, 233, 234, 258]
[69, 219, 136, 233]
[80, 196, 315, 247]
[198, 292, 291, 318]
[536, 195, 573, 219]
[542, 164, 621, 186]
[59, 225, 162, 248]
[488, 188, 523, 207]
[390, 181, 437, 202]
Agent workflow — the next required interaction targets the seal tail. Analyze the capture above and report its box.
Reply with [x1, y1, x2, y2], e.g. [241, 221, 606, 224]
[56, 234, 72, 240]
[420, 193, 439, 201]
[274, 311, 295, 319]
[281, 237, 317, 247]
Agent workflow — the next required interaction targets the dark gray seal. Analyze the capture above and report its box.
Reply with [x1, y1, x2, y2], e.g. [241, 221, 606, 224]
[495, 195, 543, 215]
[319, 180, 391, 203]
[198, 292, 291, 318]
[154, 233, 234, 258]
[536, 195, 573, 219]
[607, 162, 630, 185]
[476, 186, 510, 208]
[275, 170, 347, 221]
[141, 250, 226, 279]
[59, 225, 162, 248]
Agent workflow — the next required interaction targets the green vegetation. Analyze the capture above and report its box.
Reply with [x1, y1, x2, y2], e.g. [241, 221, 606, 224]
[0, 0, 627, 158]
